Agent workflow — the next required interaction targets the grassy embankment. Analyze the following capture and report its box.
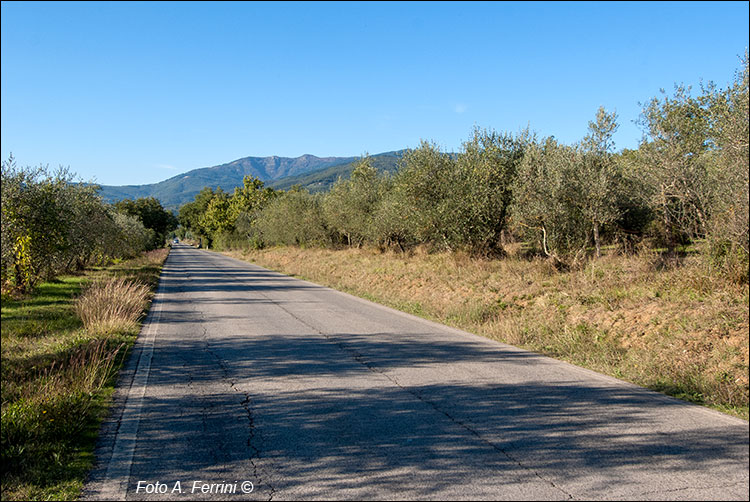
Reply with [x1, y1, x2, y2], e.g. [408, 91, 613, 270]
[1, 249, 169, 501]
[223, 245, 749, 420]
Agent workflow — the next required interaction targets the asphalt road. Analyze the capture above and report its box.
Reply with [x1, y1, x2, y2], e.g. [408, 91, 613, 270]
[84, 244, 749, 500]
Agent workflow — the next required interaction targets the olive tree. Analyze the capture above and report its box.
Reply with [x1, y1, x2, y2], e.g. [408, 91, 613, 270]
[1, 155, 152, 293]
[322, 157, 387, 247]
[511, 138, 589, 265]
[704, 53, 749, 277]
[114, 196, 178, 249]
[230, 176, 277, 240]
[452, 127, 528, 255]
[391, 141, 458, 249]
[578, 107, 625, 257]
[1, 159, 78, 291]
[256, 189, 329, 246]
[635, 84, 713, 252]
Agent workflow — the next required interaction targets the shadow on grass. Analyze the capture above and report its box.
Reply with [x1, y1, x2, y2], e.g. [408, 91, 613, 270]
[2, 280, 83, 314]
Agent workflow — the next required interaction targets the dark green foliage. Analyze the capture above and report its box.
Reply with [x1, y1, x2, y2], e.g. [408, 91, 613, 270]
[255, 189, 329, 247]
[178, 187, 217, 246]
[230, 176, 277, 239]
[113, 197, 178, 250]
[200, 190, 233, 238]
[1, 158, 155, 293]
[178, 177, 278, 249]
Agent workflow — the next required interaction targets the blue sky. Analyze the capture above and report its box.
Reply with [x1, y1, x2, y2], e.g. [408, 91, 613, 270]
[1, 1, 748, 186]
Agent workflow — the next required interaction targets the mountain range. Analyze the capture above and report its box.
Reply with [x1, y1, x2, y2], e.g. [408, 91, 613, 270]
[97, 151, 403, 210]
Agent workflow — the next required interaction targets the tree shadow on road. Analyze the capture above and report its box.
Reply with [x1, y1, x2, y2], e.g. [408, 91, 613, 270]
[109, 249, 750, 500]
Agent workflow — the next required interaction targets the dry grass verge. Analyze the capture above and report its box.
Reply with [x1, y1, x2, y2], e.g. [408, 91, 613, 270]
[74, 278, 150, 334]
[223, 246, 749, 419]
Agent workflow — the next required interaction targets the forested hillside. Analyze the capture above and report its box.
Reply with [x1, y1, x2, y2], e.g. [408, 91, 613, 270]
[96, 154, 359, 209]
[269, 151, 403, 193]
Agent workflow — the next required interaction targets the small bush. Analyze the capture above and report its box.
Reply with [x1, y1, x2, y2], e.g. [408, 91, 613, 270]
[74, 278, 150, 334]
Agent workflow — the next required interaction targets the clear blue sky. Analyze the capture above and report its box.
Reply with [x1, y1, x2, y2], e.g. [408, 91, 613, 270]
[2, 1, 748, 186]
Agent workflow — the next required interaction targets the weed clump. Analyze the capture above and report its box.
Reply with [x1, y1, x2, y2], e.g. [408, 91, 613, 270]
[74, 278, 150, 334]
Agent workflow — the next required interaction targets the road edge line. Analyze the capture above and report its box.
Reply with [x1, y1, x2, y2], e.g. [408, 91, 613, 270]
[85, 255, 168, 500]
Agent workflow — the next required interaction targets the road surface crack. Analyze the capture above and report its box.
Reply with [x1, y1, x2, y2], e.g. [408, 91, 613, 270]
[188, 262, 277, 499]
[200, 317, 276, 500]
[627, 480, 749, 498]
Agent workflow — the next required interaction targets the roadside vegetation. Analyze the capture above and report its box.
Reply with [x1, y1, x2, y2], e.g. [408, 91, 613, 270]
[1, 155, 177, 295]
[0, 249, 168, 501]
[1, 158, 177, 500]
[180, 54, 749, 417]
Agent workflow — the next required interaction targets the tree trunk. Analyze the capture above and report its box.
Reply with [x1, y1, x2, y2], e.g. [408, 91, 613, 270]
[593, 222, 601, 258]
[664, 211, 676, 257]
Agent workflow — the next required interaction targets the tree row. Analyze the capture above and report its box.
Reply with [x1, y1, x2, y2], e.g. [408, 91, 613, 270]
[178, 55, 747, 282]
[1, 159, 177, 294]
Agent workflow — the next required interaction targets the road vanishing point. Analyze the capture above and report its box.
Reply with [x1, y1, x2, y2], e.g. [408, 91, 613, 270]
[84, 244, 749, 501]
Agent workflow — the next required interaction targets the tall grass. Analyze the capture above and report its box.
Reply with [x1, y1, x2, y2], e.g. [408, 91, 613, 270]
[2, 340, 123, 477]
[74, 278, 150, 334]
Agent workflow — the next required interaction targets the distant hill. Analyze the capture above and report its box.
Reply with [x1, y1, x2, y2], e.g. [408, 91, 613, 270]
[97, 152, 403, 210]
[269, 151, 403, 193]
[97, 154, 358, 209]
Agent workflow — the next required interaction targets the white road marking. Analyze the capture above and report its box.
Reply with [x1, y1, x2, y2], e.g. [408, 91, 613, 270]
[91, 277, 165, 500]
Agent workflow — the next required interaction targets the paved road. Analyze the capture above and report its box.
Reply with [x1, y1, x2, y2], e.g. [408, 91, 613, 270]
[84, 244, 749, 500]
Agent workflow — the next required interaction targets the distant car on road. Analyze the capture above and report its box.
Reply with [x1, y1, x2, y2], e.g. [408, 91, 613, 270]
[173, 239, 179, 244]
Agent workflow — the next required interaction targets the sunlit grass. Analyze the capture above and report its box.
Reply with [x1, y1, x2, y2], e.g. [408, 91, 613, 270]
[75, 278, 151, 334]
